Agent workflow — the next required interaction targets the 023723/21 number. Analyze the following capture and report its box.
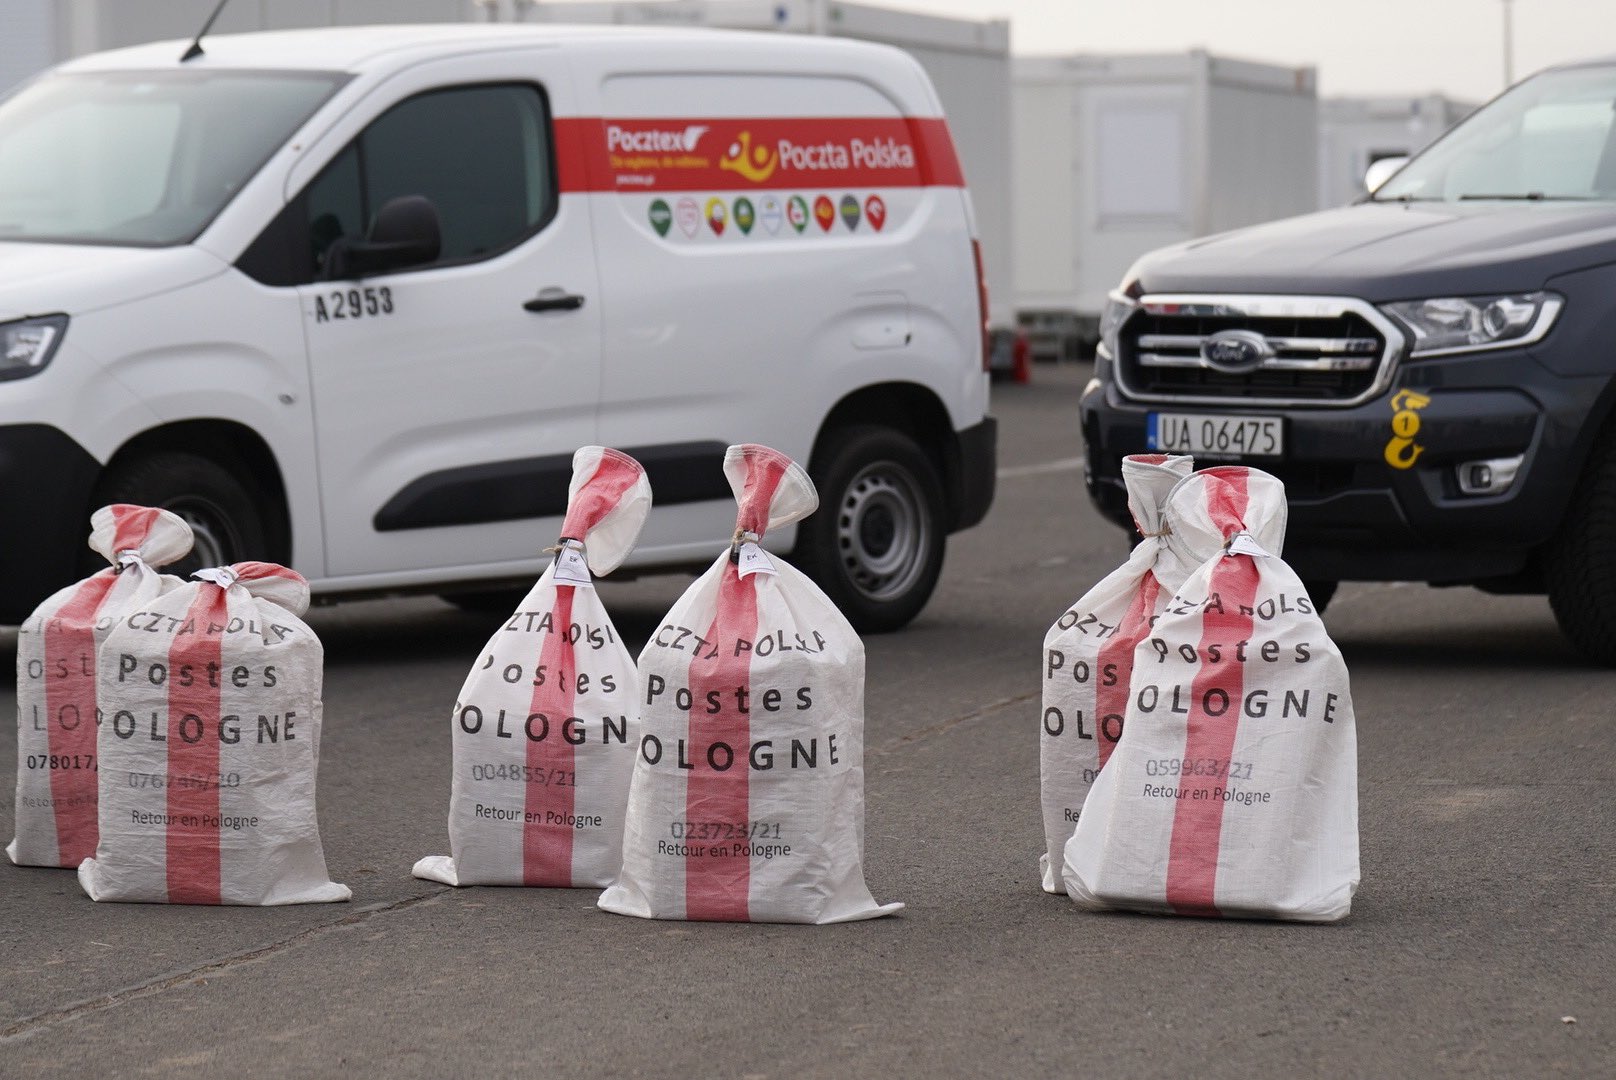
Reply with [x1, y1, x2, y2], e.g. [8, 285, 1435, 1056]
[314, 286, 394, 323]
[1148, 412, 1283, 458]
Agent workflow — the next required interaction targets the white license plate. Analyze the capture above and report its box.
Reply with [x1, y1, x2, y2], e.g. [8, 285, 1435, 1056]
[1147, 413, 1283, 457]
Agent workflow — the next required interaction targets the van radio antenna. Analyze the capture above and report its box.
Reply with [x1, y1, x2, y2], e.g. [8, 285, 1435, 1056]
[180, 0, 232, 63]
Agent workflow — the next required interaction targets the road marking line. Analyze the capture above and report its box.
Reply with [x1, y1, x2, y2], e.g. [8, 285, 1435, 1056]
[996, 456, 1084, 480]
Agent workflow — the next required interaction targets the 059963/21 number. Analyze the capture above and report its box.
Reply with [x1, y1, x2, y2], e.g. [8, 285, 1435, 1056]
[314, 286, 394, 323]
[1144, 758, 1255, 781]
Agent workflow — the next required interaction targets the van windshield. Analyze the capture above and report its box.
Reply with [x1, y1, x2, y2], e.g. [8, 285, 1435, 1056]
[1375, 64, 1616, 202]
[0, 69, 345, 247]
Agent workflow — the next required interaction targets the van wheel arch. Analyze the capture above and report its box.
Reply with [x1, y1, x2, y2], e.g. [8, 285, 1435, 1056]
[795, 384, 959, 632]
[89, 421, 292, 575]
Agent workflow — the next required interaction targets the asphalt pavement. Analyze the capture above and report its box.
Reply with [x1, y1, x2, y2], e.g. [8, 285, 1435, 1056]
[2, 363, 1612, 1078]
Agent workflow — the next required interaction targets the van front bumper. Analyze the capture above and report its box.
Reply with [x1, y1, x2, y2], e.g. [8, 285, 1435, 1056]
[0, 425, 102, 622]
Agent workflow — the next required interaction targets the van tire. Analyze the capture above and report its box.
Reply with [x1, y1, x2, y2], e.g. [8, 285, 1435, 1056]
[1547, 439, 1616, 664]
[796, 426, 946, 633]
[90, 451, 268, 579]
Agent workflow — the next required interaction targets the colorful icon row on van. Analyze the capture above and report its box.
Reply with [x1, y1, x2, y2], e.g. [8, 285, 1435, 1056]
[648, 193, 888, 238]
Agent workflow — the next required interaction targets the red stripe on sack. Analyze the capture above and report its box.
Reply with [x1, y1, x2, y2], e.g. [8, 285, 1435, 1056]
[165, 587, 228, 905]
[1164, 471, 1256, 918]
[520, 451, 644, 885]
[522, 585, 579, 886]
[683, 571, 760, 921]
[683, 451, 790, 920]
[43, 573, 119, 865]
[555, 115, 964, 193]
[109, 505, 161, 554]
[561, 451, 644, 539]
[1094, 572, 1161, 770]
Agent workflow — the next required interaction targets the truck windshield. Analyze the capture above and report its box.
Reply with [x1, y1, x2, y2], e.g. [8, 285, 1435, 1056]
[0, 69, 344, 247]
[1376, 64, 1616, 202]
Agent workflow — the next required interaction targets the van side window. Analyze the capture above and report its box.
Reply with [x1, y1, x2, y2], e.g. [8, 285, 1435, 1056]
[236, 83, 556, 285]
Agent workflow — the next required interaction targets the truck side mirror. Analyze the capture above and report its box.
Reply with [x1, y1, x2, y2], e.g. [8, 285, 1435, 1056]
[322, 195, 442, 280]
[1364, 156, 1410, 195]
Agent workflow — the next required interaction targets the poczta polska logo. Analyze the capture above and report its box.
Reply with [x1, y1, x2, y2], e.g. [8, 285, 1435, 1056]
[719, 131, 779, 183]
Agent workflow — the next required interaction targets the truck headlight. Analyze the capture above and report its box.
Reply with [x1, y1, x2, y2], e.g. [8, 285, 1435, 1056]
[0, 315, 68, 381]
[1381, 292, 1561, 358]
[1099, 290, 1137, 360]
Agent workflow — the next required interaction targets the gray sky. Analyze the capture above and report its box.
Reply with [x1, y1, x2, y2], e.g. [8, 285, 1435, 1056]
[874, 0, 1614, 103]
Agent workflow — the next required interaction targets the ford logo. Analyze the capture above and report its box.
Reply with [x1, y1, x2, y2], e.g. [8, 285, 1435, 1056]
[1201, 329, 1275, 373]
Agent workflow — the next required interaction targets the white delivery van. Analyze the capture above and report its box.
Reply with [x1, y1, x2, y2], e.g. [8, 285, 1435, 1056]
[0, 24, 995, 631]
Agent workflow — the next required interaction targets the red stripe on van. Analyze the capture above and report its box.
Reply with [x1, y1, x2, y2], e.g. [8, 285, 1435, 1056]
[166, 586, 228, 905]
[522, 451, 644, 886]
[1093, 572, 1161, 769]
[43, 574, 119, 865]
[684, 450, 790, 921]
[555, 115, 963, 192]
[1164, 470, 1256, 918]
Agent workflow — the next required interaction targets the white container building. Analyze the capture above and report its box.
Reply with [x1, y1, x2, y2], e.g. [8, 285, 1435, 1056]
[1013, 51, 1319, 361]
[1317, 94, 1476, 208]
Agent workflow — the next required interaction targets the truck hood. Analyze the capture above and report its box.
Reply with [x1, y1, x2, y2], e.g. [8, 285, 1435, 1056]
[0, 242, 228, 322]
[1132, 201, 1616, 300]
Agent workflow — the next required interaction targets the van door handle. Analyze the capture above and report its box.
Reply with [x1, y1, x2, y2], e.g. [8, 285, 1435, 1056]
[524, 289, 586, 312]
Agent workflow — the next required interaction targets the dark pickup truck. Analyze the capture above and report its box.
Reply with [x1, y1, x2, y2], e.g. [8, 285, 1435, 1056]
[1081, 56, 1616, 662]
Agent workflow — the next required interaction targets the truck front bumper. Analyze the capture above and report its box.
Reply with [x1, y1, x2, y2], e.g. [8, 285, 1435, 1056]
[1080, 354, 1610, 586]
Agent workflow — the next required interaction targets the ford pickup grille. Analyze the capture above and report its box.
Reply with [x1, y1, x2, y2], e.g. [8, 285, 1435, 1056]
[1115, 295, 1402, 407]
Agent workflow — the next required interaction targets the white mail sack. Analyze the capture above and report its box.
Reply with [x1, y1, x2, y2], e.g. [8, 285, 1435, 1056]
[9, 505, 193, 868]
[1063, 466, 1360, 922]
[600, 444, 902, 923]
[79, 562, 349, 905]
[414, 446, 652, 888]
[1039, 454, 1193, 893]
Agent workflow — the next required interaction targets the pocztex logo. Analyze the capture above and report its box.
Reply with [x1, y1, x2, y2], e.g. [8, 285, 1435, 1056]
[1384, 389, 1431, 469]
[719, 131, 779, 183]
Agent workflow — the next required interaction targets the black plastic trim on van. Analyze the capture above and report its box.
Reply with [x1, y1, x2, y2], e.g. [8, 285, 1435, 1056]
[373, 441, 732, 532]
[0, 425, 103, 624]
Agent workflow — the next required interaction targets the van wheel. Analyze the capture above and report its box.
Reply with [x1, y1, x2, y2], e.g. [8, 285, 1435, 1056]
[90, 452, 268, 579]
[1547, 439, 1616, 664]
[795, 426, 946, 633]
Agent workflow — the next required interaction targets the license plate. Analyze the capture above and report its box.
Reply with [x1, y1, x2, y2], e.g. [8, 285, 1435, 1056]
[1147, 413, 1283, 457]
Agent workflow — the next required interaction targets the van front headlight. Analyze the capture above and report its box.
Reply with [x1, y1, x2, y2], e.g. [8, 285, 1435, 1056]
[0, 315, 68, 381]
[1381, 292, 1562, 357]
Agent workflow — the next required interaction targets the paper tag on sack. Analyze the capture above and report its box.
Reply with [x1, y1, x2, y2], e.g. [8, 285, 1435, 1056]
[1225, 532, 1271, 558]
[553, 544, 594, 588]
[736, 542, 778, 579]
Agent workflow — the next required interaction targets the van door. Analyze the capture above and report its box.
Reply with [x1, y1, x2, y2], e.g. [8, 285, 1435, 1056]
[293, 67, 600, 580]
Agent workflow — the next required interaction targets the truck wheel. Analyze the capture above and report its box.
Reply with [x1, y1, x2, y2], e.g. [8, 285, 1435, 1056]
[795, 426, 946, 633]
[90, 452, 269, 578]
[1547, 441, 1616, 664]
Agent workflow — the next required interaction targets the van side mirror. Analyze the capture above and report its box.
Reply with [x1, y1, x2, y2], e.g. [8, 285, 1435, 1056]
[322, 195, 442, 280]
[1364, 156, 1410, 195]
